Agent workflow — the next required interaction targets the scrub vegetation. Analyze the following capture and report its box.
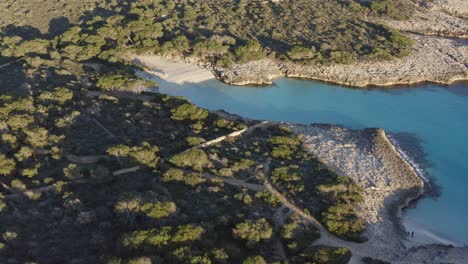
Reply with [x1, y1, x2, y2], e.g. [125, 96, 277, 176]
[1, 0, 415, 69]
[0, 57, 363, 262]
[0, 0, 423, 262]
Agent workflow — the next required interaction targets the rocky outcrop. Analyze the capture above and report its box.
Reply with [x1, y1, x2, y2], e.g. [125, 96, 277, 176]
[292, 125, 423, 257]
[290, 124, 468, 263]
[376, 3, 468, 39]
[215, 34, 468, 88]
[213, 2, 468, 88]
[430, 0, 468, 18]
[217, 59, 284, 86]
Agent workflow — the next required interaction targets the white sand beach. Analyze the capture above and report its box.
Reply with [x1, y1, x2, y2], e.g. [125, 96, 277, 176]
[133, 55, 215, 86]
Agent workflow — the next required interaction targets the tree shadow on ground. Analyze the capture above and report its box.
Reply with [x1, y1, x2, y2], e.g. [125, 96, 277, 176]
[47, 17, 72, 38]
[1, 24, 44, 40]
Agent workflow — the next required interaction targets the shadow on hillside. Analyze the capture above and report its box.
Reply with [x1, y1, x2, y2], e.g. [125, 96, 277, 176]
[47, 17, 72, 37]
[1, 24, 44, 40]
[0, 59, 27, 95]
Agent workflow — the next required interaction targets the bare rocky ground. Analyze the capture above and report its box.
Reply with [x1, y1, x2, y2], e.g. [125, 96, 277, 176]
[290, 124, 468, 263]
[216, 34, 467, 87]
[431, 0, 468, 18]
[377, 3, 468, 38]
[214, 1, 468, 87]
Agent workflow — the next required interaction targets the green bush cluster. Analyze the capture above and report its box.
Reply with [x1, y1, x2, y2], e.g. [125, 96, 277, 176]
[268, 136, 301, 159]
[302, 246, 351, 264]
[121, 225, 204, 249]
[168, 149, 211, 172]
[107, 142, 160, 169]
[162, 168, 205, 187]
[114, 192, 177, 220]
[171, 103, 209, 121]
[317, 176, 365, 241]
[232, 218, 272, 244]
[96, 74, 155, 93]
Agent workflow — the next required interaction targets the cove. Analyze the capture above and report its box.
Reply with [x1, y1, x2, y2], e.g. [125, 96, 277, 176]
[156, 77, 468, 245]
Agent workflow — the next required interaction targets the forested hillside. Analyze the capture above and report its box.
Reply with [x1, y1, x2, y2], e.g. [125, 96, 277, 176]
[1, 0, 415, 67]
[0, 61, 364, 263]
[0, 0, 420, 263]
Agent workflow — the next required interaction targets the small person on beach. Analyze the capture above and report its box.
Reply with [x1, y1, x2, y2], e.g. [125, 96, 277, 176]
[411, 231, 414, 237]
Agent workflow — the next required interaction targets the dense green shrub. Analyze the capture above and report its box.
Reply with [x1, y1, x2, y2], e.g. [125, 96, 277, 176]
[114, 192, 177, 220]
[96, 74, 155, 93]
[255, 190, 281, 207]
[107, 142, 159, 169]
[0, 154, 15, 176]
[317, 176, 365, 241]
[171, 103, 209, 121]
[232, 218, 272, 244]
[168, 149, 211, 172]
[303, 246, 351, 264]
[369, 0, 413, 20]
[186, 136, 206, 146]
[122, 225, 204, 249]
[234, 40, 267, 64]
[242, 256, 267, 264]
[163, 168, 206, 187]
[38, 87, 74, 104]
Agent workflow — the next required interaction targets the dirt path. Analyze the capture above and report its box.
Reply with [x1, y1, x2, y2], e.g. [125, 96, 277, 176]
[202, 174, 264, 192]
[195, 121, 271, 149]
[272, 205, 289, 260]
[0, 59, 22, 69]
[65, 154, 106, 164]
[255, 158, 379, 261]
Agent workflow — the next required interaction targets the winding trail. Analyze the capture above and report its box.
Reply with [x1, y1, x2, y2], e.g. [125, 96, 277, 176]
[208, 157, 370, 259]
[0, 58, 22, 69]
[202, 174, 264, 192]
[272, 205, 289, 260]
[256, 158, 375, 260]
[194, 121, 271, 149]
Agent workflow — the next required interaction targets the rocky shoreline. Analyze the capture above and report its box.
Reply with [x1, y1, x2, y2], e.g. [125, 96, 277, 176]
[214, 34, 467, 88]
[149, 32, 467, 89]
[144, 0, 468, 89]
[136, 57, 468, 262]
[290, 124, 468, 263]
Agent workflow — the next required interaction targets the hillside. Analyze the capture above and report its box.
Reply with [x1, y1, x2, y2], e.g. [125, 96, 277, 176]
[0, 0, 467, 263]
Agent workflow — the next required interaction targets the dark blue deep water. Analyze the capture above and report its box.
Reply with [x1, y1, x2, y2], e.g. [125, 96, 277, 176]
[158, 78, 468, 244]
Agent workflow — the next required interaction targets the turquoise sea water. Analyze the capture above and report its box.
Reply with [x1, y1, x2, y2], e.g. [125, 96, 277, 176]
[157, 78, 468, 245]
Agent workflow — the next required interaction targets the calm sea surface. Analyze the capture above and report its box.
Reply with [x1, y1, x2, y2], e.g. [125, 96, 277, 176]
[157, 78, 468, 244]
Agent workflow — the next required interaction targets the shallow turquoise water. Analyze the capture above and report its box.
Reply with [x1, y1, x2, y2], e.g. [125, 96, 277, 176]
[158, 78, 468, 244]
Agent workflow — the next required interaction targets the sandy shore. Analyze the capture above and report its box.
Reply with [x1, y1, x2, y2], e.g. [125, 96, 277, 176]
[134, 58, 468, 261]
[133, 55, 215, 85]
[133, 32, 467, 89]
[131, 1, 467, 89]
